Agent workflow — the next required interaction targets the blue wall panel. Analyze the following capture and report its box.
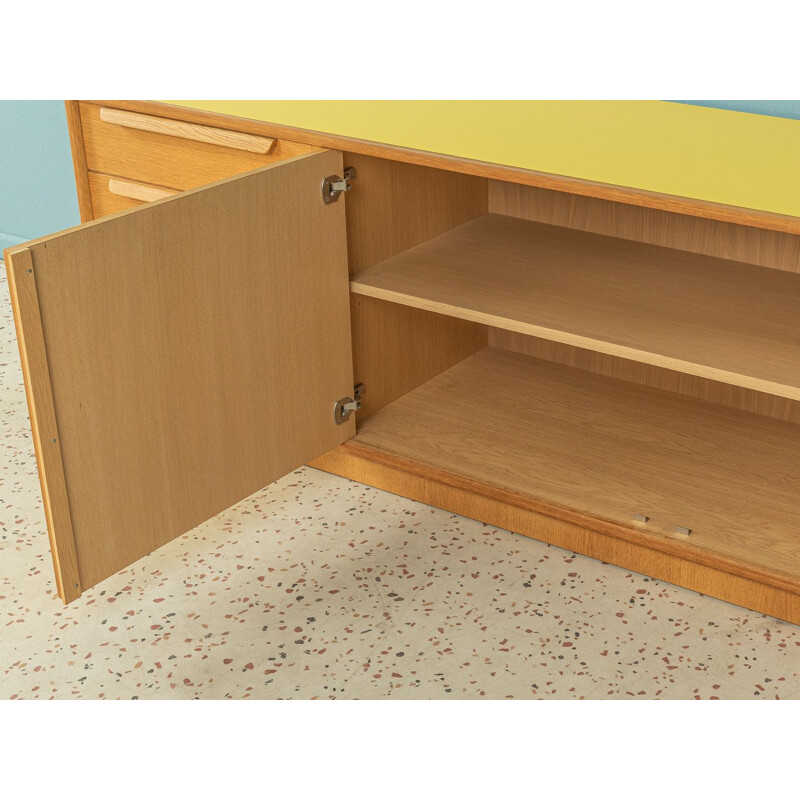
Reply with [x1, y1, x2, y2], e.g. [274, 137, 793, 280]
[0, 101, 80, 248]
[673, 100, 800, 121]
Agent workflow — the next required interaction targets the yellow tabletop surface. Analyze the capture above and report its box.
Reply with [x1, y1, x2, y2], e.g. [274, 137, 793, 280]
[170, 101, 800, 219]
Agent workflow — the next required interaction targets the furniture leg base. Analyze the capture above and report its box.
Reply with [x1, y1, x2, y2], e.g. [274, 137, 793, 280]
[310, 442, 800, 626]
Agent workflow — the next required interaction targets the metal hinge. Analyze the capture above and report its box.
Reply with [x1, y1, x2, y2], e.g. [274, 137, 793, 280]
[333, 382, 365, 424]
[322, 167, 355, 204]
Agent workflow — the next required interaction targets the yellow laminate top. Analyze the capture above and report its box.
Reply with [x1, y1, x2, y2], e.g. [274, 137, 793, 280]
[168, 100, 800, 219]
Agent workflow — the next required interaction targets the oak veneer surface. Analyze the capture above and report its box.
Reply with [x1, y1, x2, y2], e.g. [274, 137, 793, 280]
[4, 250, 82, 602]
[487, 183, 800, 421]
[351, 213, 800, 401]
[489, 181, 800, 274]
[310, 442, 800, 623]
[87, 171, 175, 217]
[64, 101, 94, 223]
[99, 107, 276, 154]
[5, 151, 355, 595]
[490, 329, 800, 425]
[343, 153, 487, 276]
[79, 102, 320, 191]
[350, 294, 487, 420]
[353, 347, 800, 584]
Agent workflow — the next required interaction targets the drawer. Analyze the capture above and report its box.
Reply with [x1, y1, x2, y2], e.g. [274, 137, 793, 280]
[88, 172, 178, 217]
[79, 102, 322, 190]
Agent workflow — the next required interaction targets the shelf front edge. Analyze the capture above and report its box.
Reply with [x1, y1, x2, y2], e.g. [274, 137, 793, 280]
[349, 281, 800, 403]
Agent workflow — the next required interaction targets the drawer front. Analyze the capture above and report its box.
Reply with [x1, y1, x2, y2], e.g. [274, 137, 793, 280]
[80, 102, 322, 190]
[88, 172, 178, 217]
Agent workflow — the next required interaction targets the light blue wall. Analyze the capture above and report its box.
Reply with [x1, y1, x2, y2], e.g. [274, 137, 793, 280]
[0, 101, 80, 249]
[673, 100, 800, 121]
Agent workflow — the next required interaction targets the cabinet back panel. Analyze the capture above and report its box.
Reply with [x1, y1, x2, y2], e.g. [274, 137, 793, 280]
[490, 329, 800, 424]
[489, 181, 800, 273]
[352, 295, 487, 421]
[344, 153, 487, 276]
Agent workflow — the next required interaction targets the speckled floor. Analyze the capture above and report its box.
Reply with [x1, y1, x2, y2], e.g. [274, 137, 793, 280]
[1, 266, 799, 699]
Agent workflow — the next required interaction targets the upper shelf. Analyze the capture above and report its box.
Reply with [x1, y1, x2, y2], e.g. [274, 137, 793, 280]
[351, 213, 800, 401]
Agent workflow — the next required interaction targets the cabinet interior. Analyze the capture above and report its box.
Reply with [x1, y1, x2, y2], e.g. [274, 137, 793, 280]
[341, 153, 800, 584]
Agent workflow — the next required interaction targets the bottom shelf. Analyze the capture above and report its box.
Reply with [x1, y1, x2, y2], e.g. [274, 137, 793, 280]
[351, 347, 800, 586]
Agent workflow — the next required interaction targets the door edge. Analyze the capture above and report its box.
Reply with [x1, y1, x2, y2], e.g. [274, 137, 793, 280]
[5, 248, 82, 603]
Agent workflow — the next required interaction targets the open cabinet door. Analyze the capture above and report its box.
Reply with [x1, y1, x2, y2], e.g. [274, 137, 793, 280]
[5, 150, 355, 603]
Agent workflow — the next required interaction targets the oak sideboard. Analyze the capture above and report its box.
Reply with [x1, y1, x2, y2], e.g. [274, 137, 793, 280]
[5, 100, 800, 625]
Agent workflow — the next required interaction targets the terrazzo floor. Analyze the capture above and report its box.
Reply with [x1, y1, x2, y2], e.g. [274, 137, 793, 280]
[1, 266, 799, 700]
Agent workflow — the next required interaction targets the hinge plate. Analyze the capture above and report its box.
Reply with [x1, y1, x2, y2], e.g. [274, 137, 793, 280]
[322, 167, 355, 204]
[333, 383, 365, 424]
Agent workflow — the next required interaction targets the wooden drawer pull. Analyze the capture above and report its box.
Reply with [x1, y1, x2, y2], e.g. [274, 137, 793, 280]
[99, 107, 276, 154]
[108, 177, 178, 203]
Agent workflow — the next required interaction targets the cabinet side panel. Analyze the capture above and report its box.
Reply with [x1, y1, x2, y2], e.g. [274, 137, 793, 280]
[65, 101, 94, 222]
[489, 181, 800, 273]
[490, 329, 800, 424]
[344, 154, 487, 276]
[351, 295, 487, 421]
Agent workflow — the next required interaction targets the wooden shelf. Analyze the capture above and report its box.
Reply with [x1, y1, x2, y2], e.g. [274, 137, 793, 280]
[351, 214, 800, 401]
[354, 347, 800, 585]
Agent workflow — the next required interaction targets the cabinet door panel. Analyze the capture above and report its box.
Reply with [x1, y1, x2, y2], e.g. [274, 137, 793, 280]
[5, 150, 354, 601]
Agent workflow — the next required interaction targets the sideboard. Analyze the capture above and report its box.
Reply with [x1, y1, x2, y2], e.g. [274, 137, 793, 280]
[5, 100, 800, 625]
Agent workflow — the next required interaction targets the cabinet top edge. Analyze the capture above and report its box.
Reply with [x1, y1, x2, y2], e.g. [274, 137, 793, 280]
[83, 100, 800, 235]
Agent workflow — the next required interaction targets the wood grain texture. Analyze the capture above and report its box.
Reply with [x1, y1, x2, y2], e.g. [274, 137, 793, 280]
[489, 180, 800, 273]
[491, 329, 800, 424]
[5, 151, 355, 597]
[309, 442, 800, 625]
[341, 149, 488, 418]
[108, 177, 177, 203]
[88, 101, 800, 236]
[347, 347, 800, 591]
[352, 214, 800, 401]
[350, 294, 487, 420]
[80, 102, 321, 192]
[488, 182, 800, 418]
[4, 249, 82, 602]
[64, 101, 94, 222]
[343, 153, 487, 275]
[87, 172, 151, 216]
[100, 107, 276, 153]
